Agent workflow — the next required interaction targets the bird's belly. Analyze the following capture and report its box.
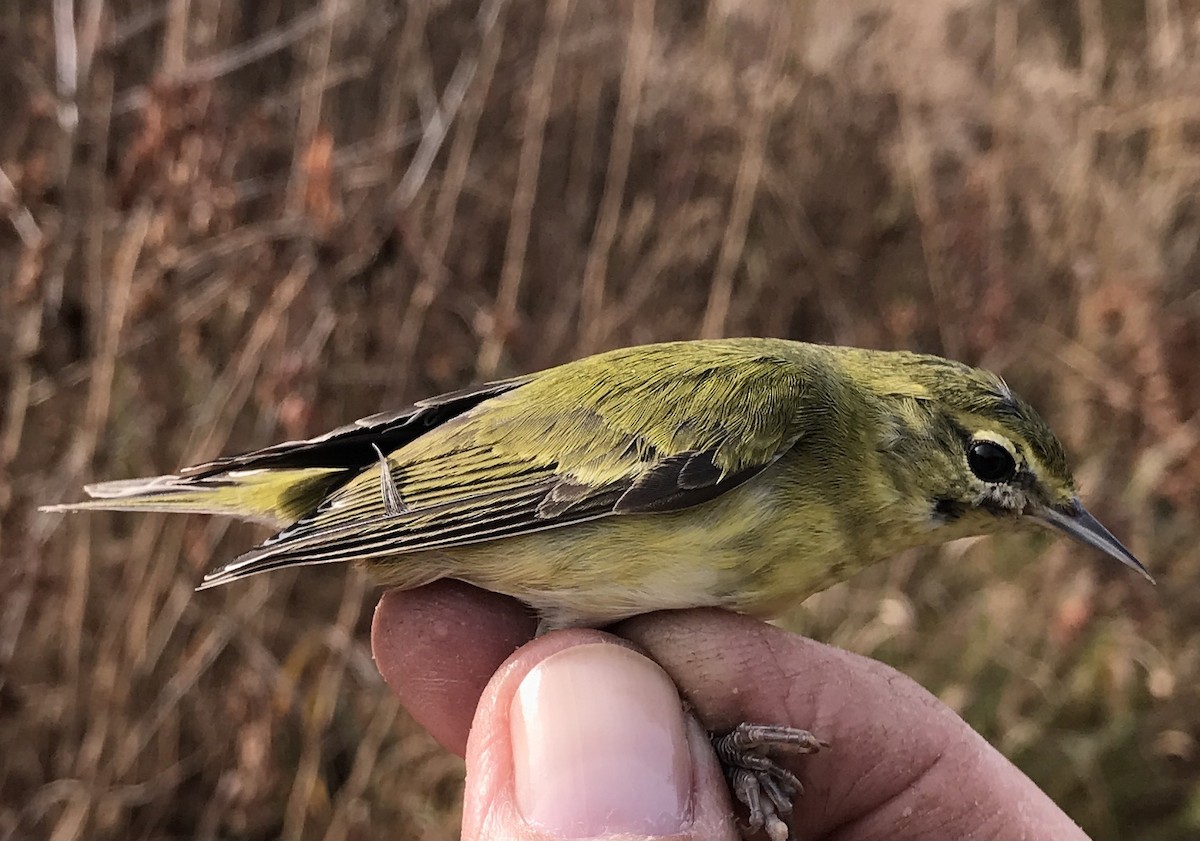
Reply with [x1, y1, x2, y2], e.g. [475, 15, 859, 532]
[386, 481, 859, 629]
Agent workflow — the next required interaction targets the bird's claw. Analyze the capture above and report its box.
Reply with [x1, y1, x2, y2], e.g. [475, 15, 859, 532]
[713, 722, 828, 841]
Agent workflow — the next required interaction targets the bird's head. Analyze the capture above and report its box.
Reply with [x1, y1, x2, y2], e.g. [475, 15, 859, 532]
[864, 351, 1153, 582]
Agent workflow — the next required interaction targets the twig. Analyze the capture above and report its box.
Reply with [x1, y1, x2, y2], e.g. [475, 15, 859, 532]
[161, 0, 192, 76]
[0, 166, 42, 248]
[576, 0, 653, 354]
[476, 0, 572, 377]
[387, 41, 476, 210]
[389, 0, 509, 210]
[185, 254, 314, 462]
[390, 1, 509, 396]
[52, 0, 79, 133]
[322, 694, 401, 841]
[114, 1, 358, 113]
[287, 0, 340, 218]
[113, 609, 237, 775]
[61, 204, 150, 719]
[77, 0, 105, 102]
[1147, 0, 1184, 77]
[105, 1, 168, 49]
[700, 11, 788, 339]
[282, 571, 367, 840]
[895, 100, 960, 357]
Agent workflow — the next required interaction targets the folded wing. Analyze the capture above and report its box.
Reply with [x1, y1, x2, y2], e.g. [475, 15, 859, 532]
[200, 341, 814, 588]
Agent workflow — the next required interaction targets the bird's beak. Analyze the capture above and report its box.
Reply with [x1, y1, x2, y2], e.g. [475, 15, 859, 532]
[1030, 498, 1154, 584]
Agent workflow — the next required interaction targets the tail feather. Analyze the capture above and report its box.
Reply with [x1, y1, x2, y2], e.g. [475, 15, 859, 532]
[40, 467, 349, 527]
[197, 551, 350, 590]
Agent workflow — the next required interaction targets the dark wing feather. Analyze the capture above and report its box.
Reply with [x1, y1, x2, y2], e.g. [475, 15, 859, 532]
[182, 377, 530, 477]
[614, 449, 763, 513]
[200, 340, 815, 588]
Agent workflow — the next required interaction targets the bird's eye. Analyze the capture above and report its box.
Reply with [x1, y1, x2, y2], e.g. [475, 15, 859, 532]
[967, 440, 1016, 483]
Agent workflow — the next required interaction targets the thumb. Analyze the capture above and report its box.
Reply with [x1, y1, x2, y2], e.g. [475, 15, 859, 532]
[462, 630, 739, 840]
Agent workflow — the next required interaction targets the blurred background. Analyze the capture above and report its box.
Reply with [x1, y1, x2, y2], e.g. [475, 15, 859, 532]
[2, 0, 1199, 837]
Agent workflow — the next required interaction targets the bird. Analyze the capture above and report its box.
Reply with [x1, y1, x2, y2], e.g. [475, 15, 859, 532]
[41, 337, 1153, 840]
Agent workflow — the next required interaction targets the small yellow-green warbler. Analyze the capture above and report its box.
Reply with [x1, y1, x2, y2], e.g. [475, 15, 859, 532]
[43, 338, 1152, 839]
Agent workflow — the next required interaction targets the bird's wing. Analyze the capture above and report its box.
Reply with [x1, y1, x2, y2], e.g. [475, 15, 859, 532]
[200, 342, 813, 587]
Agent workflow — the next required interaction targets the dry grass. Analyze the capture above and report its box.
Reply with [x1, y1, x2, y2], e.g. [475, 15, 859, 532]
[2, 0, 1199, 837]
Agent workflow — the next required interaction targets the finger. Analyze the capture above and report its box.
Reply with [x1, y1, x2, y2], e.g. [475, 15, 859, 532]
[462, 630, 739, 841]
[371, 580, 537, 756]
[618, 609, 1088, 841]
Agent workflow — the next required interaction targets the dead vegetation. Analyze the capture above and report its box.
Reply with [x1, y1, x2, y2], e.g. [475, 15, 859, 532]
[2, 0, 1199, 837]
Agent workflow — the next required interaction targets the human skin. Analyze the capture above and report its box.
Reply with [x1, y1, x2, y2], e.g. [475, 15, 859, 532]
[371, 579, 1089, 841]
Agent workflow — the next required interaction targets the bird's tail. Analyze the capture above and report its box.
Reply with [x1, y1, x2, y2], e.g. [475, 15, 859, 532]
[40, 467, 348, 527]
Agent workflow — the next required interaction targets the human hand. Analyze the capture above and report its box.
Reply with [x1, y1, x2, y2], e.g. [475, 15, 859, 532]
[371, 580, 1089, 840]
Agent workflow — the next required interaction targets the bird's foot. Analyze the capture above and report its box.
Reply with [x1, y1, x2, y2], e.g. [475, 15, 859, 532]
[712, 723, 828, 841]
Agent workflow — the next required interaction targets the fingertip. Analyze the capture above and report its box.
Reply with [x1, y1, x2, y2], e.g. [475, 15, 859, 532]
[463, 633, 738, 841]
[371, 580, 537, 756]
